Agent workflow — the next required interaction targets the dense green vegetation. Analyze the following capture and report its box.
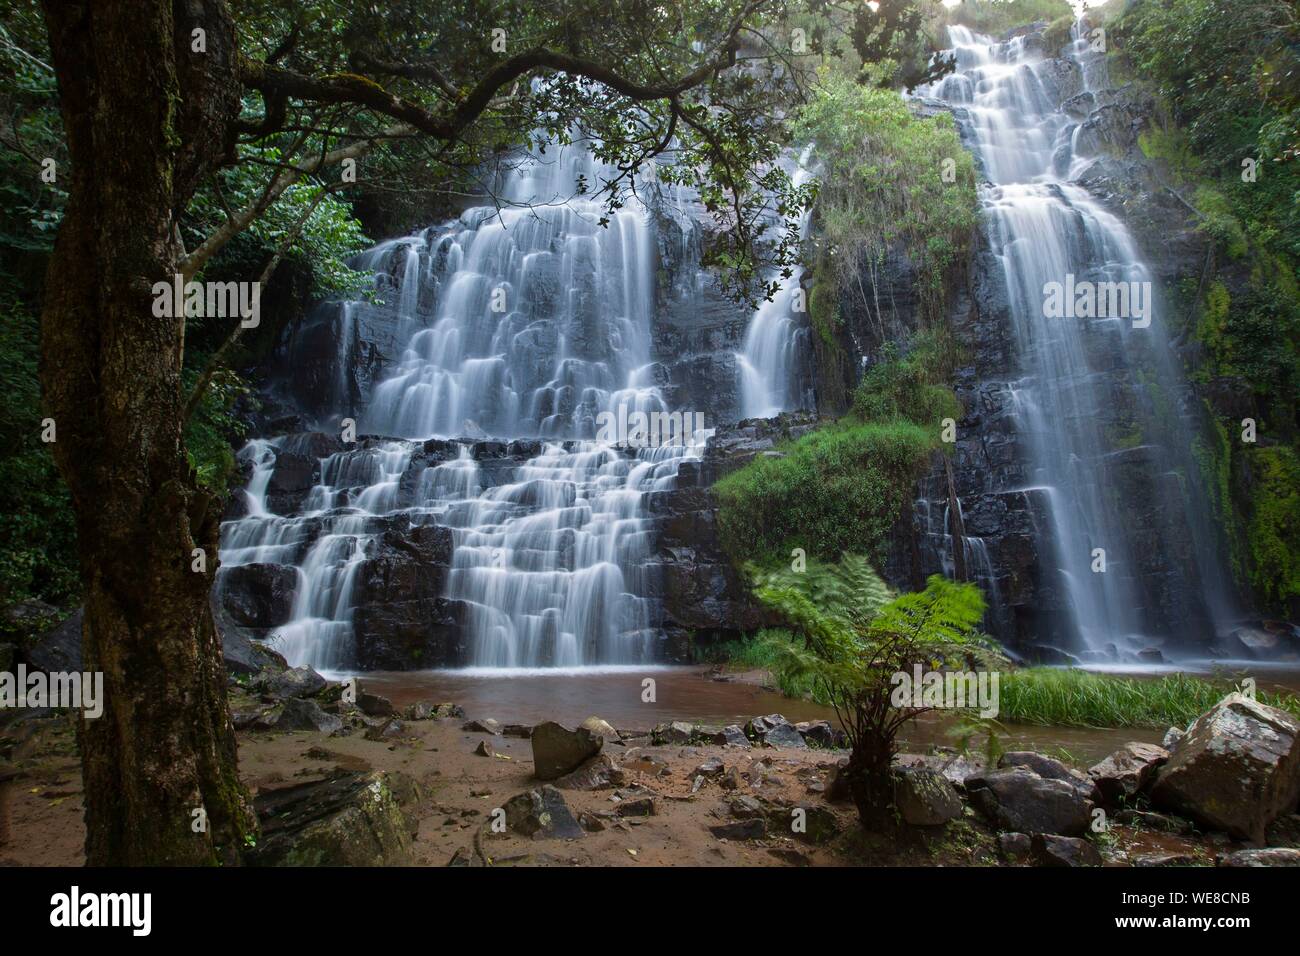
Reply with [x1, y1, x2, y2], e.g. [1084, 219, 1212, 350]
[943, 0, 1074, 35]
[0, 2, 374, 616]
[1000, 667, 1300, 728]
[1110, 0, 1300, 612]
[793, 72, 979, 343]
[750, 556, 994, 827]
[716, 328, 959, 568]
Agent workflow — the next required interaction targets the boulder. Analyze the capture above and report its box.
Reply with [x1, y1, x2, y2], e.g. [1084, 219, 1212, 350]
[892, 766, 965, 826]
[795, 720, 842, 748]
[967, 768, 1094, 836]
[258, 698, 343, 734]
[26, 609, 82, 673]
[358, 692, 395, 717]
[1218, 848, 1300, 867]
[251, 771, 418, 865]
[1150, 694, 1300, 843]
[462, 718, 503, 735]
[530, 721, 604, 780]
[1030, 834, 1102, 867]
[999, 832, 1033, 864]
[1088, 742, 1169, 805]
[261, 665, 328, 700]
[999, 751, 1100, 802]
[503, 785, 584, 839]
[763, 722, 808, 749]
[712, 724, 751, 748]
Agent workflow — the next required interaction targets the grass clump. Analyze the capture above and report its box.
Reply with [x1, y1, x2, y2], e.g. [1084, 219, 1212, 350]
[999, 667, 1300, 728]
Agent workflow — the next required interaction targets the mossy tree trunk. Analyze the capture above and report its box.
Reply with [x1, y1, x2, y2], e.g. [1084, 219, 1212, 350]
[39, 0, 255, 865]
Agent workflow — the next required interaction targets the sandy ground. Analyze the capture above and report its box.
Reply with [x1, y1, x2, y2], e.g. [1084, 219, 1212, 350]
[0, 688, 1236, 867]
[0, 699, 1016, 867]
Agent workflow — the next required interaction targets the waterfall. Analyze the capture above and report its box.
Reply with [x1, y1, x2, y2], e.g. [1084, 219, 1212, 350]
[736, 144, 817, 418]
[219, 139, 705, 671]
[921, 24, 1237, 655]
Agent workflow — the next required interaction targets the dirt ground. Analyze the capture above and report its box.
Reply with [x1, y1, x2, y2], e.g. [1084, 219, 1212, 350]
[2, 689, 1243, 867]
[0, 696, 1025, 867]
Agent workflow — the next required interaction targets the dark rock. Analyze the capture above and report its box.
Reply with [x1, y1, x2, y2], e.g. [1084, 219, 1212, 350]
[794, 720, 843, 748]
[712, 724, 751, 748]
[261, 665, 328, 700]
[462, 718, 502, 735]
[503, 785, 584, 839]
[616, 797, 656, 817]
[999, 832, 1033, 863]
[553, 753, 624, 791]
[250, 770, 419, 865]
[26, 609, 82, 673]
[474, 740, 494, 757]
[967, 768, 1094, 836]
[217, 563, 297, 629]
[710, 819, 766, 840]
[530, 721, 604, 781]
[1030, 834, 1102, 867]
[1150, 694, 1300, 843]
[653, 720, 695, 745]
[358, 692, 395, 717]
[999, 751, 1101, 802]
[1089, 742, 1169, 805]
[256, 697, 343, 734]
[893, 766, 965, 826]
[762, 722, 807, 749]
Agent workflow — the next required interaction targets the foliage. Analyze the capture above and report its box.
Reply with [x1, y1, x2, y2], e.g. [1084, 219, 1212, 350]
[999, 667, 1300, 728]
[793, 71, 979, 329]
[0, 283, 78, 610]
[1113, 0, 1300, 611]
[942, 0, 1075, 36]
[717, 327, 958, 568]
[1246, 446, 1300, 606]
[752, 562, 994, 828]
[716, 419, 936, 567]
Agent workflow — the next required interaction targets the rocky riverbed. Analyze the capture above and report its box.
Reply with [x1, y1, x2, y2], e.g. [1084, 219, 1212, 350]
[4, 656, 1299, 867]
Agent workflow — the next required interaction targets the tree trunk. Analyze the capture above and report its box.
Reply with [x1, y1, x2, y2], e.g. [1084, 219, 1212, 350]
[847, 736, 897, 833]
[40, 0, 255, 865]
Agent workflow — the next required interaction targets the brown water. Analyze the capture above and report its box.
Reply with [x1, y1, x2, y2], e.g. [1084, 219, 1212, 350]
[350, 665, 1167, 765]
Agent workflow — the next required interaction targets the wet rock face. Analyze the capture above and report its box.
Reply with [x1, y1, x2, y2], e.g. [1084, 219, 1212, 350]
[218, 563, 297, 630]
[1150, 694, 1300, 843]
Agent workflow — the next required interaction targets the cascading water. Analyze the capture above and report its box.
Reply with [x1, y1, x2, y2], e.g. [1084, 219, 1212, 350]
[920, 24, 1237, 655]
[736, 144, 817, 418]
[219, 140, 704, 671]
